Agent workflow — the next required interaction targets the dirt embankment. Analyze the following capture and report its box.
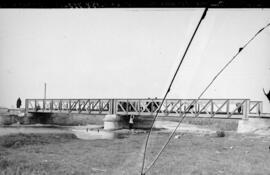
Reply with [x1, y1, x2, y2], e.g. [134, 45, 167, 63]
[0, 133, 77, 149]
[0, 108, 25, 125]
[158, 116, 239, 131]
[1, 111, 105, 126]
[1, 131, 270, 175]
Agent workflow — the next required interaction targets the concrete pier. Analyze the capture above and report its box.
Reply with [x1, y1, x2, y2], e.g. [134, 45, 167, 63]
[103, 114, 123, 130]
[103, 114, 154, 130]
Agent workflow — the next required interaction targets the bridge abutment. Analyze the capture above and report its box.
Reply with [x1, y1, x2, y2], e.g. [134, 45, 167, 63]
[237, 117, 270, 133]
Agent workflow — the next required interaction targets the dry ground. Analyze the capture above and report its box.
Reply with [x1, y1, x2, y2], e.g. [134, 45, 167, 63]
[0, 130, 270, 175]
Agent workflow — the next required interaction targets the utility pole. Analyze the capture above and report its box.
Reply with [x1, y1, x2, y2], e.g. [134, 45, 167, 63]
[44, 83, 47, 99]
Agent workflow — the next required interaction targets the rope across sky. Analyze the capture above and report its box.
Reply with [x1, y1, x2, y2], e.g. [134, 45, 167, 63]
[140, 8, 209, 175]
[140, 8, 270, 174]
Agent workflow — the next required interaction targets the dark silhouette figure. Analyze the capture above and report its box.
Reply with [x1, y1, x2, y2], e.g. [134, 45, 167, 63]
[16, 97, 22, 108]
[35, 104, 41, 112]
[236, 103, 242, 114]
[187, 104, 194, 112]
[263, 88, 270, 103]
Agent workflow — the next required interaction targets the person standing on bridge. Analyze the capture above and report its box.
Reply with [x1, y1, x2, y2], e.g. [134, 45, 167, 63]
[16, 97, 21, 108]
[129, 115, 135, 130]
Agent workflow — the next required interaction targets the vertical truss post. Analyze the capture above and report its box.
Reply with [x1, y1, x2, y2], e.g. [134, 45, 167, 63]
[51, 99, 53, 112]
[242, 100, 249, 119]
[210, 100, 214, 115]
[43, 99, 45, 111]
[109, 99, 113, 114]
[114, 99, 117, 114]
[258, 101, 263, 115]
[88, 100, 92, 114]
[138, 99, 141, 114]
[194, 100, 197, 114]
[151, 99, 153, 114]
[98, 99, 103, 113]
[78, 99, 81, 113]
[25, 99, 29, 113]
[69, 99, 71, 113]
[59, 100, 62, 112]
[179, 100, 182, 114]
[227, 99, 230, 117]
[113, 99, 115, 114]
[126, 99, 129, 114]
[165, 99, 168, 114]
[34, 99, 37, 111]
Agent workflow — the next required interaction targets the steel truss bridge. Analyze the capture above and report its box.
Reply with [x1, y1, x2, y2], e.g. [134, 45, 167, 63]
[25, 98, 263, 119]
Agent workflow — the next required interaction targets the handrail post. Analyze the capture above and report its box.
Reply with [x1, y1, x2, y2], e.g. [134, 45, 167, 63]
[179, 99, 182, 114]
[25, 99, 29, 113]
[59, 100, 62, 111]
[69, 99, 71, 113]
[42, 100, 43, 111]
[50, 99, 53, 112]
[210, 100, 214, 116]
[258, 101, 263, 116]
[227, 99, 230, 117]
[34, 99, 37, 111]
[114, 99, 117, 114]
[113, 99, 115, 114]
[110, 99, 115, 114]
[127, 99, 129, 115]
[242, 100, 249, 119]
[138, 99, 141, 114]
[78, 99, 81, 113]
[194, 100, 197, 114]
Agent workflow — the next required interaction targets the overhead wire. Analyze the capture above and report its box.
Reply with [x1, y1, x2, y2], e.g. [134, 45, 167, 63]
[140, 8, 208, 175]
[142, 20, 270, 174]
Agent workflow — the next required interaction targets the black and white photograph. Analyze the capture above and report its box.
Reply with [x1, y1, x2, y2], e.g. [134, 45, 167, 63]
[0, 1, 270, 175]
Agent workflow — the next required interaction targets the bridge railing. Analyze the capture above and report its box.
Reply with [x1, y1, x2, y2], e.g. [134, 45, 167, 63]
[249, 101, 263, 115]
[25, 98, 262, 118]
[25, 99, 114, 114]
[114, 98, 251, 118]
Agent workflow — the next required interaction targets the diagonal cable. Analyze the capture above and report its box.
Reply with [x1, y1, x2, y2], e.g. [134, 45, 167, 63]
[143, 21, 270, 174]
[140, 8, 208, 175]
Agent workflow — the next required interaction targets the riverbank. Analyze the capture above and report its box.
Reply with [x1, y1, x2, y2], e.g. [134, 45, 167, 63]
[1, 110, 240, 131]
[1, 131, 270, 175]
[0, 111, 105, 126]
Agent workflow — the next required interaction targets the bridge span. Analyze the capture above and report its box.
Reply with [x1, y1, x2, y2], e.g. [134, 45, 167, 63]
[25, 98, 263, 119]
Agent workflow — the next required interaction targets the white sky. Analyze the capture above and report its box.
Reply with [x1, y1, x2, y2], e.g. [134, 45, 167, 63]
[0, 8, 270, 112]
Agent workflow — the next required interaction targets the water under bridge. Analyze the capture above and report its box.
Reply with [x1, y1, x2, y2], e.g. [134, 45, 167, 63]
[25, 98, 264, 119]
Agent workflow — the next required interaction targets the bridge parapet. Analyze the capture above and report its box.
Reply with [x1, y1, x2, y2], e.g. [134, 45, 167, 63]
[25, 99, 113, 114]
[249, 101, 263, 115]
[114, 98, 252, 118]
[25, 98, 263, 119]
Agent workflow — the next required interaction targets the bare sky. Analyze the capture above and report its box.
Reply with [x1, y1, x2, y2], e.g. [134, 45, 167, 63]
[0, 8, 270, 112]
